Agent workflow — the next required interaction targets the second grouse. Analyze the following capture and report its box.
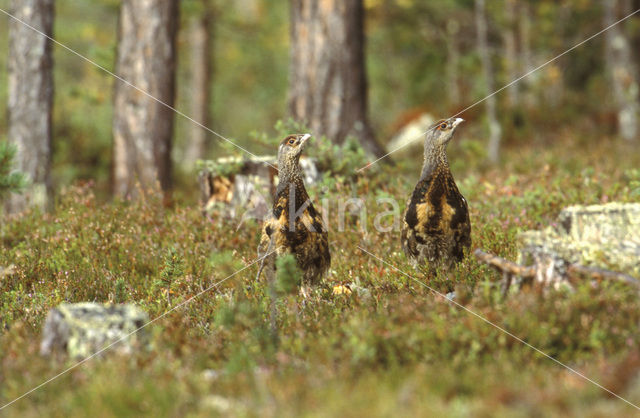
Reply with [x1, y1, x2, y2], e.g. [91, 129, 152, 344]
[257, 134, 331, 286]
[401, 118, 471, 271]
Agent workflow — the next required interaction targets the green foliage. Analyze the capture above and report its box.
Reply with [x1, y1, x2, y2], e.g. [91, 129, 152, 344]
[626, 169, 640, 198]
[158, 246, 185, 296]
[0, 141, 28, 199]
[275, 253, 302, 294]
[113, 277, 128, 303]
[196, 158, 244, 177]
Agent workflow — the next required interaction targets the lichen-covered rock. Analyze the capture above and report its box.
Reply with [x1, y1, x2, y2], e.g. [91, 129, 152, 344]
[519, 203, 640, 283]
[40, 303, 149, 359]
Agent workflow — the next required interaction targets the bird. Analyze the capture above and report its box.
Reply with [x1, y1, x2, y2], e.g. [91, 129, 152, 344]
[401, 117, 471, 272]
[256, 133, 331, 287]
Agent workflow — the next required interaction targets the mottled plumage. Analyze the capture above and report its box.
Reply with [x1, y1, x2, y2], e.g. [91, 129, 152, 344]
[257, 134, 330, 285]
[401, 117, 471, 270]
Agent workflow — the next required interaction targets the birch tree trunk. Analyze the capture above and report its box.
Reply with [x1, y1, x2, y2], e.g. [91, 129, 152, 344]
[288, 0, 385, 158]
[475, 0, 502, 163]
[112, 0, 179, 198]
[5, 0, 54, 214]
[184, 0, 213, 168]
[603, 0, 638, 141]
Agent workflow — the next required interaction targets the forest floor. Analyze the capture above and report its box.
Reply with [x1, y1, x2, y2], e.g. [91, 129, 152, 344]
[2, 133, 640, 416]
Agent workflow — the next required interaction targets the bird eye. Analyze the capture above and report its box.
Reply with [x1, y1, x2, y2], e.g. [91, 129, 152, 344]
[440, 123, 447, 129]
[288, 139, 295, 144]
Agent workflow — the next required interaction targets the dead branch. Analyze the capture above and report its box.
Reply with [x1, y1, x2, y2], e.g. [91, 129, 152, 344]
[474, 248, 640, 291]
[473, 249, 536, 278]
[567, 264, 640, 288]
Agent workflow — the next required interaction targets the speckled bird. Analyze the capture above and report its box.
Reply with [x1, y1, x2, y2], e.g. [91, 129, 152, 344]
[401, 117, 471, 271]
[256, 133, 330, 286]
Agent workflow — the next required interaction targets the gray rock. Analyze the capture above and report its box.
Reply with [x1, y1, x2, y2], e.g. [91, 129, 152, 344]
[519, 202, 640, 287]
[40, 303, 149, 359]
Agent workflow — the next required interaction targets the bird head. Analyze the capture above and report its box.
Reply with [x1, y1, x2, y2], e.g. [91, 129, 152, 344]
[277, 133, 311, 173]
[425, 117, 464, 148]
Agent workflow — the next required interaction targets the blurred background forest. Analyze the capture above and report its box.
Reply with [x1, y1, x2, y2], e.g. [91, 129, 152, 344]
[0, 0, 639, 208]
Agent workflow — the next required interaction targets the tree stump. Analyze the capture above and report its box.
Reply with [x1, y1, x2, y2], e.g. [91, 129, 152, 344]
[198, 156, 319, 221]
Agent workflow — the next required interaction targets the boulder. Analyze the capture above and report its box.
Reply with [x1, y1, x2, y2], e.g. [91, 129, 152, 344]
[40, 303, 149, 359]
[519, 202, 640, 285]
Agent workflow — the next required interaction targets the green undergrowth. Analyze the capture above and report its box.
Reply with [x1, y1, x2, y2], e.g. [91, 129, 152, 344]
[1, 137, 640, 416]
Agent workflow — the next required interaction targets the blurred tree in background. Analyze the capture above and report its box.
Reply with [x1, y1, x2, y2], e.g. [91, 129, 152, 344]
[603, 0, 639, 141]
[0, 0, 638, 204]
[182, 0, 214, 169]
[289, 0, 385, 157]
[4, 0, 53, 213]
[112, 0, 179, 200]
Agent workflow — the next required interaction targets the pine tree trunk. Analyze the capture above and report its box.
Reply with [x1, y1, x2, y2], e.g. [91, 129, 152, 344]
[603, 0, 639, 141]
[112, 0, 179, 198]
[5, 0, 54, 214]
[184, 1, 212, 168]
[475, 0, 502, 163]
[288, 0, 385, 158]
[503, 0, 519, 108]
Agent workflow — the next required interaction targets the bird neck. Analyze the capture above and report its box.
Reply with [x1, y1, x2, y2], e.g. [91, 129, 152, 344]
[276, 159, 304, 195]
[420, 144, 449, 180]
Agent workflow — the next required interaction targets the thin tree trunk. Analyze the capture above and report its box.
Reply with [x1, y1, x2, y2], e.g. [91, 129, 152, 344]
[446, 19, 461, 107]
[112, 0, 179, 198]
[503, 0, 519, 108]
[603, 0, 639, 141]
[519, 2, 535, 107]
[5, 0, 54, 214]
[184, 0, 213, 168]
[288, 0, 385, 158]
[475, 0, 502, 163]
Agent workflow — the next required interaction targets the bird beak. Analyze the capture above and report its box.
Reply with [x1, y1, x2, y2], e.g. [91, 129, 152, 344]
[451, 118, 464, 128]
[298, 133, 311, 146]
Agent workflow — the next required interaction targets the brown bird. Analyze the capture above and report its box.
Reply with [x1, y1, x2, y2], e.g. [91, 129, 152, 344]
[401, 117, 471, 271]
[257, 133, 331, 286]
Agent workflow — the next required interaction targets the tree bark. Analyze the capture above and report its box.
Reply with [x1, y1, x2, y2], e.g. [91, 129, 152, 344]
[503, 0, 519, 108]
[475, 0, 502, 163]
[184, 0, 213, 168]
[603, 0, 639, 141]
[288, 0, 385, 158]
[5, 0, 54, 214]
[112, 0, 179, 198]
